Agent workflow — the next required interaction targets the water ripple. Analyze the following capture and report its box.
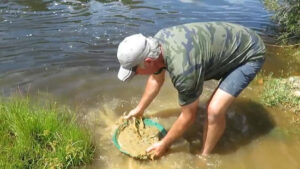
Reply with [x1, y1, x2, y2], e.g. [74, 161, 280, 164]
[0, 0, 276, 89]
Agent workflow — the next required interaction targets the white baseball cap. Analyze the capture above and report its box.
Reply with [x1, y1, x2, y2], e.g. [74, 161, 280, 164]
[117, 34, 160, 81]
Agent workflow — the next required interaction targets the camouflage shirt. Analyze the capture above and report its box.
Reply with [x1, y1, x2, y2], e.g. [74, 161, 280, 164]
[154, 22, 266, 106]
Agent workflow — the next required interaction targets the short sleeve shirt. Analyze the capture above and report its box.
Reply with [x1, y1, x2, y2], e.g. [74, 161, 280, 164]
[154, 22, 266, 106]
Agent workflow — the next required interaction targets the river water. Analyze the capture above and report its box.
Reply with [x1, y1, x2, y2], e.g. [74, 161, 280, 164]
[1, 0, 300, 169]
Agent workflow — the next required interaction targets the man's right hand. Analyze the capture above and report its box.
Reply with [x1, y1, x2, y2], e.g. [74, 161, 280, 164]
[124, 107, 144, 119]
[124, 72, 165, 120]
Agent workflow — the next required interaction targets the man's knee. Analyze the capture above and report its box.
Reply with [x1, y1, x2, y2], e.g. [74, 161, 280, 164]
[207, 105, 225, 124]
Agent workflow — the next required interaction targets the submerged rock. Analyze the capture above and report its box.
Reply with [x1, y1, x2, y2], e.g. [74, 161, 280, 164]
[287, 77, 300, 98]
[289, 76, 300, 89]
[294, 91, 300, 98]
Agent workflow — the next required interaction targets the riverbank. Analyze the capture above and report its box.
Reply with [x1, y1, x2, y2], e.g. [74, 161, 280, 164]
[261, 45, 300, 107]
[261, 74, 300, 114]
[0, 96, 95, 168]
[263, 0, 300, 44]
[259, 46, 300, 137]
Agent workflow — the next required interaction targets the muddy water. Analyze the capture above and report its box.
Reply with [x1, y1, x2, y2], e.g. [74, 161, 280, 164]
[84, 69, 300, 169]
[81, 72, 300, 169]
[1, 0, 300, 169]
[83, 46, 300, 169]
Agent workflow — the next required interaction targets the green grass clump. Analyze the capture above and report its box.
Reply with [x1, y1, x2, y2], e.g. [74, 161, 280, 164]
[0, 97, 94, 168]
[264, 0, 300, 44]
[261, 74, 300, 112]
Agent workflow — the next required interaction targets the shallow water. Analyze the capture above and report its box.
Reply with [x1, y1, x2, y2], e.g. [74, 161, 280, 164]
[1, 0, 300, 169]
[83, 74, 300, 169]
[0, 0, 275, 99]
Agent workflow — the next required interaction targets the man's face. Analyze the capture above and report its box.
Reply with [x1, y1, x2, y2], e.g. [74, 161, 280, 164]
[135, 59, 161, 75]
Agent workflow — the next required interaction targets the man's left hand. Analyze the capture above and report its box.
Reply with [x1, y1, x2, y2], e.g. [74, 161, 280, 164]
[146, 141, 168, 158]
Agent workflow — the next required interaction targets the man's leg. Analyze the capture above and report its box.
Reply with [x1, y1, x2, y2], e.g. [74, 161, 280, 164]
[200, 58, 265, 155]
[201, 88, 235, 155]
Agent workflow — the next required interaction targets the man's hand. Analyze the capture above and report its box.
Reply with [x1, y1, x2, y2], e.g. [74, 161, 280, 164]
[146, 141, 168, 158]
[124, 107, 144, 119]
[124, 72, 165, 120]
[144, 99, 199, 159]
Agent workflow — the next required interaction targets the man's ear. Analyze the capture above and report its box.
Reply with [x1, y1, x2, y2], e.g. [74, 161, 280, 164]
[145, 57, 154, 63]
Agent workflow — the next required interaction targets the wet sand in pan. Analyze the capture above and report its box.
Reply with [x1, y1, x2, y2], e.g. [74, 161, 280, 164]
[118, 118, 160, 159]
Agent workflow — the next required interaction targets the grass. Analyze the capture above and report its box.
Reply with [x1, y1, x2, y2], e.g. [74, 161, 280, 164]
[260, 74, 300, 137]
[0, 96, 94, 168]
[263, 0, 300, 44]
[264, 0, 280, 11]
[261, 74, 300, 113]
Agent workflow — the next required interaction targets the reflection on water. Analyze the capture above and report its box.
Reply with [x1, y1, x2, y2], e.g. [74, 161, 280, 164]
[216, 99, 275, 154]
[263, 45, 300, 77]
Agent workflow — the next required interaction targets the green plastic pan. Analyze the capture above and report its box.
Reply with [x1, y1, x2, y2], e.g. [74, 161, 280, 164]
[112, 118, 167, 156]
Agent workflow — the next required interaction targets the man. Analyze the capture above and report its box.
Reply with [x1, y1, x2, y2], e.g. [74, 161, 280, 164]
[116, 22, 265, 158]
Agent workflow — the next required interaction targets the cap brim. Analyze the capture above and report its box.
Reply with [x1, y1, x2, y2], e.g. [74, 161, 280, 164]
[118, 66, 136, 82]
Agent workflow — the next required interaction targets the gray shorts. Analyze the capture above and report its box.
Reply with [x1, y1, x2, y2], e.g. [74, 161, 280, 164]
[218, 58, 265, 97]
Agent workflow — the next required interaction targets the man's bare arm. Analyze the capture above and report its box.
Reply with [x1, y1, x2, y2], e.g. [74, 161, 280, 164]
[125, 70, 165, 119]
[161, 99, 199, 147]
[146, 99, 199, 157]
